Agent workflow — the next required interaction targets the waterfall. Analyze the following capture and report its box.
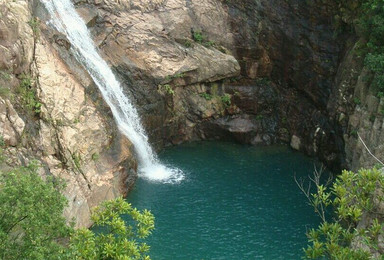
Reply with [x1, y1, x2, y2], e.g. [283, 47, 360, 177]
[42, 0, 183, 183]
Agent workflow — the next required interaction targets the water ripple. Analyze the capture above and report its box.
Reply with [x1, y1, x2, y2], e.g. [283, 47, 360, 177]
[127, 142, 325, 259]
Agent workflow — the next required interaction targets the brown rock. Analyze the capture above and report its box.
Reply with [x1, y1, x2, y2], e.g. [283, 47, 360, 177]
[34, 33, 137, 227]
[0, 98, 25, 146]
[0, 1, 34, 73]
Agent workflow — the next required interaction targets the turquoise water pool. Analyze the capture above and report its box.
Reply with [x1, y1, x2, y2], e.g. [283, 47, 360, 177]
[127, 142, 322, 259]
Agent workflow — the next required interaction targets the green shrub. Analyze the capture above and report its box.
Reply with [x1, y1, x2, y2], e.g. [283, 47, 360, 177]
[28, 17, 40, 38]
[0, 87, 10, 98]
[350, 129, 358, 137]
[203, 40, 216, 48]
[91, 152, 100, 161]
[377, 91, 384, 98]
[184, 39, 193, 48]
[221, 94, 231, 107]
[299, 168, 384, 259]
[72, 152, 82, 169]
[199, 92, 213, 100]
[0, 136, 5, 162]
[228, 77, 241, 83]
[68, 197, 154, 260]
[172, 72, 185, 79]
[255, 77, 271, 85]
[165, 73, 185, 82]
[369, 114, 376, 122]
[0, 71, 11, 80]
[16, 74, 42, 116]
[160, 84, 175, 96]
[192, 30, 216, 48]
[0, 136, 5, 148]
[330, 0, 384, 96]
[365, 53, 384, 94]
[192, 31, 204, 43]
[0, 161, 70, 260]
[353, 97, 362, 105]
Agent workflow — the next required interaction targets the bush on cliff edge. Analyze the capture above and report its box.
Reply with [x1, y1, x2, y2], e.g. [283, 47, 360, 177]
[301, 167, 384, 259]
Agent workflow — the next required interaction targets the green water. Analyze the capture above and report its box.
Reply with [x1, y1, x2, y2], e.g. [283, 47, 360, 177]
[127, 142, 322, 259]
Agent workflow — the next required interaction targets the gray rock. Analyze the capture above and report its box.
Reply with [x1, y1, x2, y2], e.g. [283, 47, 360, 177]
[290, 135, 301, 151]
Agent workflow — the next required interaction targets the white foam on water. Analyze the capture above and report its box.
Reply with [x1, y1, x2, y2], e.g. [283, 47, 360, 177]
[139, 164, 185, 184]
[42, 0, 184, 183]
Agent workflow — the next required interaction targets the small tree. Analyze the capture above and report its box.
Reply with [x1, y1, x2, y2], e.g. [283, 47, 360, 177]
[0, 161, 70, 260]
[297, 168, 384, 259]
[68, 197, 155, 260]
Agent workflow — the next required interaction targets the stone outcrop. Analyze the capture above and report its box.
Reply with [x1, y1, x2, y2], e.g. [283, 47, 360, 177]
[75, 0, 242, 149]
[0, 0, 34, 74]
[0, 98, 25, 147]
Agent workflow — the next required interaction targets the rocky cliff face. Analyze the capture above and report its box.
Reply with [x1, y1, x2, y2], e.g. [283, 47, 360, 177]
[221, 0, 346, 170]
[328, 39, 384, 171]
[74, 0, 345, 169]
[0, 0, 137, 227]
[0, 0, 376, 227]
[79, 0, 241, 147]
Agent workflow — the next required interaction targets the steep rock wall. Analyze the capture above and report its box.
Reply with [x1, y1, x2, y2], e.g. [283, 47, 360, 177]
[222, 0, 346, 170]
[328, 39, 384, 170]
[77, 0, 241, 147]
[0, 0, 137, 228]
[77, 0, 346, 170]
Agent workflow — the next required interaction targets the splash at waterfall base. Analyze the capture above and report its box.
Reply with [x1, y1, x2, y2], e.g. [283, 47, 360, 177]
[40, 0, 184, 184]
[139, 164, 184, 184]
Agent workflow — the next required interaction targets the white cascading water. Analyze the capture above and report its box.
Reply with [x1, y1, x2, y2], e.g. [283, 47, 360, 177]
[42, 0, 183, 183]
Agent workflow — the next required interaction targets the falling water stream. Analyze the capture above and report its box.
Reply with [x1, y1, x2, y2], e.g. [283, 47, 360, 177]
[42, 0, 183, 183]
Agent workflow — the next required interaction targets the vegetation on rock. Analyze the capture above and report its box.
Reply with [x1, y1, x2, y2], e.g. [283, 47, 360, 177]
[330, 0, 384, 97]
[221, 93, 232, 107]
[0, 161, 70, 260]
[16, 74, 42, 116]
[199, 92, 213, 100]
[159, 84, 174, 96]
[191, 30, 216, 48]
[299, 167, 384, 259]
[28, 17, 40, 39]
[0, 161, 154, 260]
